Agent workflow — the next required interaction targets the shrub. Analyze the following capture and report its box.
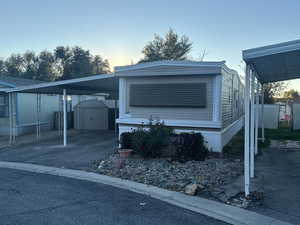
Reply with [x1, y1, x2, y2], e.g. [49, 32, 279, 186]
[172, 133, 208, 162]
[131, 121, 173, 158]
[120, 132, 134, 149]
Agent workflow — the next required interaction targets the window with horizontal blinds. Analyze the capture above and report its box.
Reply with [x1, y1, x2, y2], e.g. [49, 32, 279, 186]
[129, 83, 207, 107]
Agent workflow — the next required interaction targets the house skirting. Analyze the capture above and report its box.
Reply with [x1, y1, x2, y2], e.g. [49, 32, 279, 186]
[118, 116, 244, 153]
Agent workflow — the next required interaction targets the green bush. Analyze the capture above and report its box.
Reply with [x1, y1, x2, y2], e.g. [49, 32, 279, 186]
[129, 119, 208, 161]
[172, 133, 208, 162]
[131, 121, 173, 158]
[120, 132, 134, 149]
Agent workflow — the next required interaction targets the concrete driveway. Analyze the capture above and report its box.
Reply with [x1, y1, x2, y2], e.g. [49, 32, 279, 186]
[0, 131, 118, 170]
[0, 168, 228, 225]
[250, 144, 300, 224]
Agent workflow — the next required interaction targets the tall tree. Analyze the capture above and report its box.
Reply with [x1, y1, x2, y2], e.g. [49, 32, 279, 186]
[283, 89, 300, 100]
[0, 59, 6, 75]
[65, 46, 93, 79]
[54, 46, 72, 78]
[139, 29, 192, 63]
[36, 50, 56, 81]
[92, 55, 110, 74]
[263, 82, 287, 103]
[23, 51, 39, 79]
[5, 54, 25, 77]
[1, 46, 110, 81]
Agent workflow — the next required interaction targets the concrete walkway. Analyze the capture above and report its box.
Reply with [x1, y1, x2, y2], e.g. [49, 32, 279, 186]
[0, 161, 292, 225]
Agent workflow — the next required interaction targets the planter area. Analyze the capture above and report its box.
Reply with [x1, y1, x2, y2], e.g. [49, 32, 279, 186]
[95, 155, 243, 196]
[94, 121, 243, 200]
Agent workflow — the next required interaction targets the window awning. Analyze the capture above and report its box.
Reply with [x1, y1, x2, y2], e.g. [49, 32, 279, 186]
[243, 39, 300, 83]
[5, 73, 118, 98]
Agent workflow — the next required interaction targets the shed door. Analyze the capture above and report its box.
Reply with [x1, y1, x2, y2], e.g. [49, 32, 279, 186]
[83, 109, 108, 130]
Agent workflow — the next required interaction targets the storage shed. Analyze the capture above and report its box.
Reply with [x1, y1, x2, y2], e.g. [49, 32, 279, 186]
[74, 99, 109, 130]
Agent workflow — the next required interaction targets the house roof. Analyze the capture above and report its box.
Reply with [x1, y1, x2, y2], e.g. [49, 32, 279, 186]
[114, 60, 238, 77]
[243, 39, 300, 83]
[0, 75, 44, 88]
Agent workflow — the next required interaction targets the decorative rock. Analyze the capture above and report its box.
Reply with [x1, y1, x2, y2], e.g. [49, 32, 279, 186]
[95, 155, 243, 196]
[184, 183, 198, 195]
[97, 161, 105, 170]
[113, 158, 125, 169]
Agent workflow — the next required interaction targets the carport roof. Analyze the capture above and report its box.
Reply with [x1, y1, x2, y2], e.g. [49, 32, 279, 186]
[5, 73, 118, 97]
[243, 39, 300, 83]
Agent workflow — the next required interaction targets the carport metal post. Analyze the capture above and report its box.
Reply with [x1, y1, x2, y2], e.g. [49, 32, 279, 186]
[63, 89, 67, 146]
[261, 84, 265, 142]
[250, 70, 255, 178]
[36, 93, 41, 142]
[8, 93, 12, 145]
[244, 65, 251, 196]
[114, 98, 118, 135]
[255, 80, 259, 155]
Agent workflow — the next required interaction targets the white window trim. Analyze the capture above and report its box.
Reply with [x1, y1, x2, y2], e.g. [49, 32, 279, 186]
[212, 75, 222, 122]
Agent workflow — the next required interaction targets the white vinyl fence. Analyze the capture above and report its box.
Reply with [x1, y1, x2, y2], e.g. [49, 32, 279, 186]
[258, 104, 280, 129]
[292, 104, 300, 130]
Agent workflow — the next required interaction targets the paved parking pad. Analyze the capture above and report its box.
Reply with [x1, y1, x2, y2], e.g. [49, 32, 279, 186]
[0, 131, 117, 170]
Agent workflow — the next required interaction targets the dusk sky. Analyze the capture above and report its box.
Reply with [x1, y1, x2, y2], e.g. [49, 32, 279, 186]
[1, 0, 300, 90]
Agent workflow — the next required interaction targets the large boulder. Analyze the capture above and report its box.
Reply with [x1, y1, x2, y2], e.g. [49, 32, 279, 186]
[184, 183, 198, 195]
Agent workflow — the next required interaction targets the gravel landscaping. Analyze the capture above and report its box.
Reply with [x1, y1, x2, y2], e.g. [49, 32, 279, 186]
[94, 154, 243, 196]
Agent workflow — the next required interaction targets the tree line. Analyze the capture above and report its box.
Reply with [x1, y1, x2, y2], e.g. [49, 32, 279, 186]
[0, 29, 193, 82]
[0, 29, 293, 102]
[0, 46, 110, 81]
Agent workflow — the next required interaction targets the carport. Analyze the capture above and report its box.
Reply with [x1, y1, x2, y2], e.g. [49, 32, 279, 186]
[5, 73, 118, 146]
[242, 39, 300, 196]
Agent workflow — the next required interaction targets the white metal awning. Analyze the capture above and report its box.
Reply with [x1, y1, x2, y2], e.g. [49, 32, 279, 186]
[5, 73, 118, 97]
[242, 39, 300, 197]
[5, 73, 119, 147]
[243, 39, 300, 83]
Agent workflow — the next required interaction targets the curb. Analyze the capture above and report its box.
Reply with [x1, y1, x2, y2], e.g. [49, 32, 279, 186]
[0, 161, 293, 225]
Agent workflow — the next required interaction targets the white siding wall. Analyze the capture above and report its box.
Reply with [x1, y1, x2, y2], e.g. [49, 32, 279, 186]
[124, 76, 215, 121]
[221, 69, 244, 128]
[17, 93, 59, 125]
[292, 104, 300, 130]
[16, 93, 59, 134]
[0, 118, 9, 135]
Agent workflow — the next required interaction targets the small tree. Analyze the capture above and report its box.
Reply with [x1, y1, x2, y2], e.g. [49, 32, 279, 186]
[263, 82, 287, 103]
[283, 89, 300, 100]
[139, 29, 192, 63]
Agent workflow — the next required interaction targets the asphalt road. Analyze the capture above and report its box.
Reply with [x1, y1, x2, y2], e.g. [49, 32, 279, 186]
[0, 168, 228, 225]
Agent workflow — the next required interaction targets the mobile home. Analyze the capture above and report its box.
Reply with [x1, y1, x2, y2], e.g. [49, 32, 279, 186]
[0, 76, 59, 135]
[115, 61, 244, 152]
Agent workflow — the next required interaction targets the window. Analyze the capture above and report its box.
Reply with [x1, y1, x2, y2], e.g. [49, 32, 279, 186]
[0, 94, 8, 118]
[129, 83, 207, 108]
